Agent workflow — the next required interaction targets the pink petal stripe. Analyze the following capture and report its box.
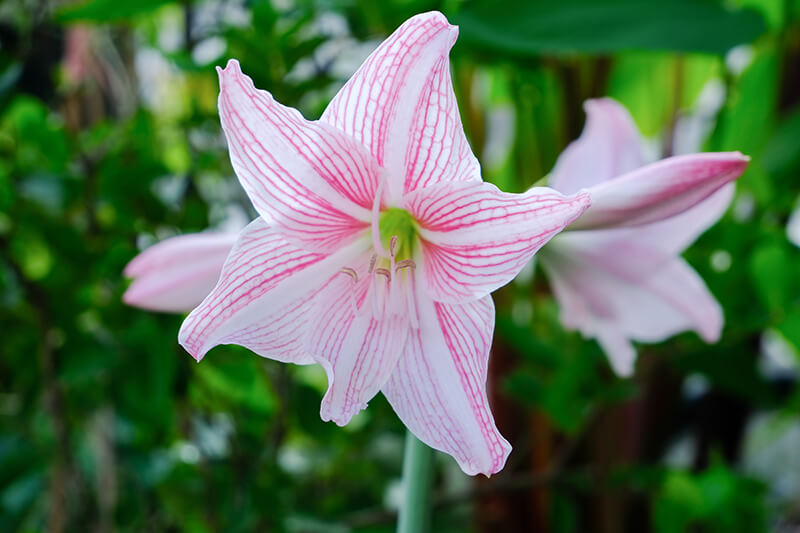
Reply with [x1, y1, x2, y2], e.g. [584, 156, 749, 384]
[309, 264, 410, 425]
[569, 152, 748, 230]
[406, 181, 591, 302]
[320, 12, 460, 202]
[382, 293, 510, 476]
[217, 60, 377, 252]
[549, 98, 645, 195]
[123, 232, 237, 312]
[178, 218, 368, 362]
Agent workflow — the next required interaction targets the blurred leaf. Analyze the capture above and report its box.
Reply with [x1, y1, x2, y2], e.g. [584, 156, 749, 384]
[761, 105, 800, 176]
[192, 351, 276, 415]
[56, 0, 176, 22]
[455, 0, 766, 56]
[776, 308, 800, 355]
[654, 462, 767, 533]
[748, 243, 791, 313]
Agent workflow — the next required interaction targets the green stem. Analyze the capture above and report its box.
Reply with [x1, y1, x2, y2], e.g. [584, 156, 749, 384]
[396, 431, 435, 533]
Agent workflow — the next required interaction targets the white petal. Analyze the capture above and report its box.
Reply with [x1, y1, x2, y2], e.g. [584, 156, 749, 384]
[308, 262, 410, 425]
[321, 12, 477, 202]
[405, 180, 590, 302]
[383, 292, 510, 476]
[569, 153, 747, 230]
[549, 98, 645, 194]
[217, 60, 378, 252]
[179, 218, 368, 362]
[123, 232, 237, 312]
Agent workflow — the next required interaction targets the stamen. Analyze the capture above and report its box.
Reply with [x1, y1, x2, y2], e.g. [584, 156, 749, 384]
[339, 267, 358, 282]
[395, 259, 416, 272]
[339, 268, 360, 317]
[374, 267, 391, 280]
[389, 235, 398, 257]
[368, 254, 377, 274]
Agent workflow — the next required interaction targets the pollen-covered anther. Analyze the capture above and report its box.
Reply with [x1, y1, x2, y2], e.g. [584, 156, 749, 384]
[389, 235, 399, 257]
[395, 259, 416, 272]
[368, 254, 377, 274]
[374, 267, 391, 280]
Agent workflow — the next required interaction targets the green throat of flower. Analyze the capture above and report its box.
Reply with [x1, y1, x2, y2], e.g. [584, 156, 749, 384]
[378, 208, 417, 261]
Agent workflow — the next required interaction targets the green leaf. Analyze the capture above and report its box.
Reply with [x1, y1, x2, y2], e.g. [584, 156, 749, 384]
[454, 0, 767, 56]
[748, 243, 791, 313]
[193, 351, 276, 415]
[55, 0, 176, 22]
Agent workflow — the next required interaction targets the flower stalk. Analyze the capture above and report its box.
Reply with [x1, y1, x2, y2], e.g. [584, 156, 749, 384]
[397, 431, 435, 533]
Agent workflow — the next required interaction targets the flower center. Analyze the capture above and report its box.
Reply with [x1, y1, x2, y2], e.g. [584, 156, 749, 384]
[378, 208, 417, 261]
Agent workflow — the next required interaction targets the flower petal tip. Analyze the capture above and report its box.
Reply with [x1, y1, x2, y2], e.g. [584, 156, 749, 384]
[177, 326, 208, 363]
[568, 189, 593, 221]
[411, 10, 459, 46]
[458, 438, 512, 477]
[217, 59, 245, 88]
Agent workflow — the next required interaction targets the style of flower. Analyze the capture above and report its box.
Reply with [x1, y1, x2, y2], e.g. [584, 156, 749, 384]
[177, 12, 590, 476]
[538, 98, 749, 376]
[124, 232, 238, 312]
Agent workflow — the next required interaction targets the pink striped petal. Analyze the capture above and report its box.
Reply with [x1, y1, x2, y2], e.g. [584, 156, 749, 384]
[406, 180, 590, 302]
[321, 12, 477, 201]
[550, 98, 645, 195]
[568, 152, 748, 230]
[382, 292, 510, 476]
[123, 232, 237, 312]
[540, 185, 734, 285]
[178, 218, 368, 362]
[308, 262, 410, 425]
[541, 241, 722, 376]
[217, 60, 378, 252]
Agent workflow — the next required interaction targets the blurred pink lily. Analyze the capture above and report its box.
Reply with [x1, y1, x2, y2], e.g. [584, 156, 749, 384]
[539, 98, 748, 376]
[123, 232, 238, 312]
[178, 12, 590, 475]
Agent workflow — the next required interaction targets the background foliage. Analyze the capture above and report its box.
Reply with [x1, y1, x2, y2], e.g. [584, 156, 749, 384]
[1, 0, 799, 531]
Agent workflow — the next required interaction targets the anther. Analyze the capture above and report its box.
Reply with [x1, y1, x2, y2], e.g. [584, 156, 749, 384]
[374, 267, 391, 280]
[389, 235, 398, 257]
[395, 259, 416, 272]
[340, 267, 358, 282]
[368, 254, 377, 273]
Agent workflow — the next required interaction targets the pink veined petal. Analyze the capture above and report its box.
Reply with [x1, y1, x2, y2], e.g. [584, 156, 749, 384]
[568, 152, 748, 230]
[402, 51, 480, 193]
[628, 184, 734, 255]
[540, 244, 723, 376]
[217, 60, 379, 253]
[307, 259, 410, 425]
[123, 232, 237, 312]
[320, 11, 475, 202]
[178, 218, 369, 362]
[382, 292, 511, 477]
[405, 180, 591, 303]
[550, 98, 645, 195]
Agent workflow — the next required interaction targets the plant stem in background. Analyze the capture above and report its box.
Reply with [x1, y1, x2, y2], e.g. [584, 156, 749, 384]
[397, 432, 434, 533]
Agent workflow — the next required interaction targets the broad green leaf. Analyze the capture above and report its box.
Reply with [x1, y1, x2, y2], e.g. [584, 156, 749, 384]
[455, 0, 766, 56]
